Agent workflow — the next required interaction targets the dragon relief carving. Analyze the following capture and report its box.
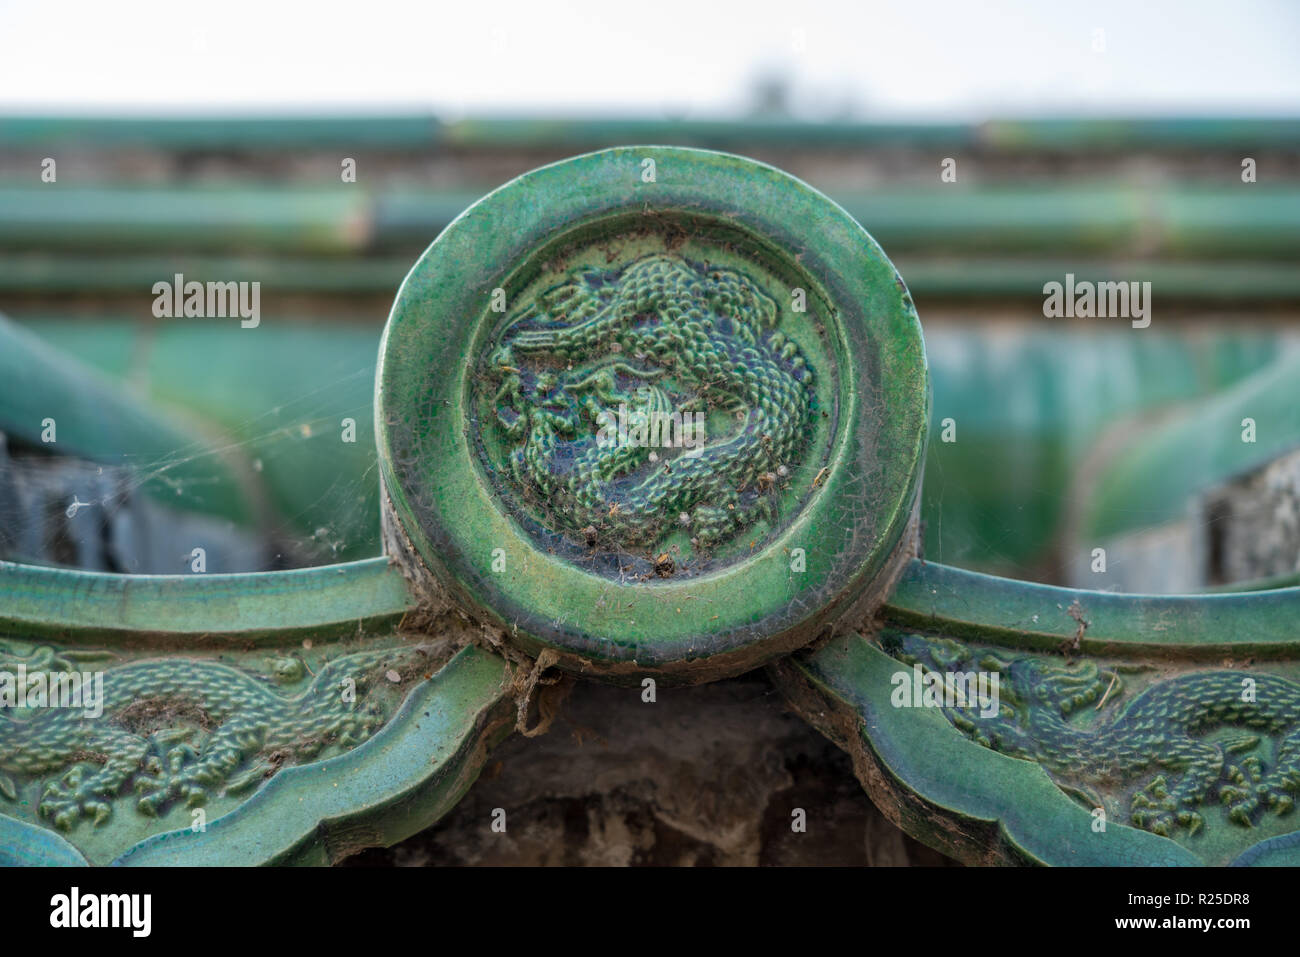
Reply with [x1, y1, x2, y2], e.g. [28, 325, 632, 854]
[890, 632, 1300, 838]
[0, 641, 438, 831]
[484, 253, 820, 552]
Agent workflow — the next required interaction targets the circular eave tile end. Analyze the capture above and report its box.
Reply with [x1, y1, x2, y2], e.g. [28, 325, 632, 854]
[377, 146, 928, 682]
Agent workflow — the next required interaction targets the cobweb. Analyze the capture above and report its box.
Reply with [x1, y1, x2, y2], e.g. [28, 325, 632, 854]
[0, 322, 384, 574]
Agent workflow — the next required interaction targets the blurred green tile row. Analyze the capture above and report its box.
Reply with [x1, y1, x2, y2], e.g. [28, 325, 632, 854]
[14, 317, 1286, 575]
[1, 184, 1297, 260]
[5, 253, 1300, 302]
[2, 114, 1297, 151]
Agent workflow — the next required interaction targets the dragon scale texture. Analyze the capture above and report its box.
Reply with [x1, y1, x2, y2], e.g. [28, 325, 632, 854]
[893, 632, 1300, 837]
[0, 642, 430, 830]
[487, 253, 817, 549]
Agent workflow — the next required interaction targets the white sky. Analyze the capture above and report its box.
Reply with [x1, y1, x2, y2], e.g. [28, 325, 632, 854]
[0, 0, 1296, 117]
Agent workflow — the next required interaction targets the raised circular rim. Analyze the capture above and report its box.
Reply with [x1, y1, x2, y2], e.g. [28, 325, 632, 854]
[376, 146, 928, 681]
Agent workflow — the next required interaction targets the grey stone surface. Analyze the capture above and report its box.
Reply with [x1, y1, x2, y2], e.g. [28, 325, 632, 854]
[1206, 448, 1300, 584]
[345, 669, 954, 867]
